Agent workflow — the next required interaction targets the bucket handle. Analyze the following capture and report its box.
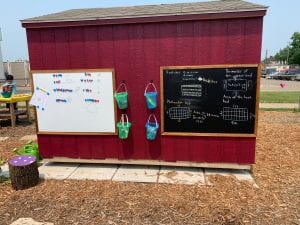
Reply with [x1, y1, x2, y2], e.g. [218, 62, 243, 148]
[116, 83, 127, 93]
[147, 114, 158, 125]
[144, 82, 157, 94]
[120, 114, 129, 125]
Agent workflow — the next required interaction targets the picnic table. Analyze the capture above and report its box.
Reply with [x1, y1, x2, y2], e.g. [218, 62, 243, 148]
[0, 94, 32, 127]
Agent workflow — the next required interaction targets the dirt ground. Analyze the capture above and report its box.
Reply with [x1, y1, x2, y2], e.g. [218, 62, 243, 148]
[0, 111, 299, 225]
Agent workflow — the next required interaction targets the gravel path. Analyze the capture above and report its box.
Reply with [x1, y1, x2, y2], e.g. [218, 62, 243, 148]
[260, 103, 299, 109]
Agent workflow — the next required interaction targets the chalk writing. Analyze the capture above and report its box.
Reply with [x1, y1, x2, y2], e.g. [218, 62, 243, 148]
[224, 79, 248, 91]
[166, 99, 184, 105]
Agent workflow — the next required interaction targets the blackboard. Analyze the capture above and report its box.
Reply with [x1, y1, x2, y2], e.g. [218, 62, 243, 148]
[160, 65, 260, 137]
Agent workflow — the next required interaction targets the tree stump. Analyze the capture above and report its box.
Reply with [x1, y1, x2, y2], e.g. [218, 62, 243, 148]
[8, 155, 39, 190]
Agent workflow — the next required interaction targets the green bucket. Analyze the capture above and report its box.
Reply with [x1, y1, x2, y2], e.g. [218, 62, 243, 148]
[117, 114, 131, 139]
[114, 92, 128, 109]
[114, 83, 128, 109]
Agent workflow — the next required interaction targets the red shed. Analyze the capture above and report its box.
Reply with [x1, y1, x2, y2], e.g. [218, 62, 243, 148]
[22, 0, 267, 169]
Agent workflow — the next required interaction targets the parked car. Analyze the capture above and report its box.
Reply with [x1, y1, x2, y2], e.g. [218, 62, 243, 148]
[266, 72, 278, 79]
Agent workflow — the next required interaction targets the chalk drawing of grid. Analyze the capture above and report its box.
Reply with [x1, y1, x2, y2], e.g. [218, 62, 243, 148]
[225, 79, 247, 91]
[168, 107, 191, 120]
[181, 84, 202, 97]
[222, 107, 248, 121]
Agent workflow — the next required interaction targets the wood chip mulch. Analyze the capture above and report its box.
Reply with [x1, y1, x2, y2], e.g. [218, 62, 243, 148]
[0, 111, 299, 225]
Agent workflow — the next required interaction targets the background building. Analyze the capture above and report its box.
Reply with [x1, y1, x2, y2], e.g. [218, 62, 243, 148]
[3, 60, 30, 86]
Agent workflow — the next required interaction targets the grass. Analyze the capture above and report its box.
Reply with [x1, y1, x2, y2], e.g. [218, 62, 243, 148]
[260, 91, 300, 103]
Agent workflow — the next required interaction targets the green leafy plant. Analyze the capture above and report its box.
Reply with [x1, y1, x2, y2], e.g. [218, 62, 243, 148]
[0, 176, 11, 185]
[0, 159, 5, 166]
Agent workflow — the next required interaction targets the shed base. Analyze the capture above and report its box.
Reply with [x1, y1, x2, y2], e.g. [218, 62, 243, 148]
[44, 157, 252, 170]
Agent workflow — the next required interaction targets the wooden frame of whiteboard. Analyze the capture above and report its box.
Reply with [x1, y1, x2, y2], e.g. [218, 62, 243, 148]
[160, 64, 260, 137]
[30, 69, 117, 135]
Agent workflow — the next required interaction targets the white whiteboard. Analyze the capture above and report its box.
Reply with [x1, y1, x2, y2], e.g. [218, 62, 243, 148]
[32, 70, 116, 134]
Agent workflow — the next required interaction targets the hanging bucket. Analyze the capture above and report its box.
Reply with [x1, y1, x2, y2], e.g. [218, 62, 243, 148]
[144, 82, 158, 109]
[117, 114, 131, 139]
[1, 85, 13, 98]
[145, 114, 159, 141]
[114, 83, 128, 109]
[1, 91, 12, 98]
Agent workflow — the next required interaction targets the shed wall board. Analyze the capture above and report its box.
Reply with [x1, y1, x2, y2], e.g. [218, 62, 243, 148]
[26, 17, 263, 164]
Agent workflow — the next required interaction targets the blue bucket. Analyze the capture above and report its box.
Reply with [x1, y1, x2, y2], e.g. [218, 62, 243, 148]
[144, 92, 157, 109]
[145, 114, 159, 140]
[144, 82, 158, 109]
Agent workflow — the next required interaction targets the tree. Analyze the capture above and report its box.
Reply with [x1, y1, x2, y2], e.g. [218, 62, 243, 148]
[274, 47, 289, 63]
[271, 32, 300, 65]
[288, 32, 300, 65]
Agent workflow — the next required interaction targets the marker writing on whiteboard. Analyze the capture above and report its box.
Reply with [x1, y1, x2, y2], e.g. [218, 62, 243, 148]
[80, 79, 93, 83]
[85, 99, 100, 103]
[56, 99, 68, 103]
[52, 74, 63, 78]
[53, 88, 73, 93]
[36, 87, 50, 95]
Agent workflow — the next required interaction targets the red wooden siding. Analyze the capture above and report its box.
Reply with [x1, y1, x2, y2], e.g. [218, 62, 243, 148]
[27, 17, 263, 164]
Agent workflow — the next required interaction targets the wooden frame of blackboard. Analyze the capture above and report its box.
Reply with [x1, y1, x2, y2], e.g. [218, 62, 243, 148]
[30, 68, 117, 135]
[160, 64, 260, 137]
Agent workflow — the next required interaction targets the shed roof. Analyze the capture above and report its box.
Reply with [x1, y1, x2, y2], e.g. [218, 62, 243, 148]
[21, 0, 267, 24]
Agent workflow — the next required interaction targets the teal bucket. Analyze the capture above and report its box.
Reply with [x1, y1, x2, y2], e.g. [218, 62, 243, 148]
[146, 122, 159, 140]
[145, 114, 159, 140]
[144, 82, 158, 109]
[114, 92, 128, 109]
[144, 92, 157, 109]
[1, 91, 12, 98]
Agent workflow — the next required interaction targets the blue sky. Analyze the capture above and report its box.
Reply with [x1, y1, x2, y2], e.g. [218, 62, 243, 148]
[0, 0, 299, 61]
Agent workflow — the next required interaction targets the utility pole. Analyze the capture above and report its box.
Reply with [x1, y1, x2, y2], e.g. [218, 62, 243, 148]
[0, 28, 5, 80]
[286, 43, 290, 65]
[265, 49, 268, 65]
